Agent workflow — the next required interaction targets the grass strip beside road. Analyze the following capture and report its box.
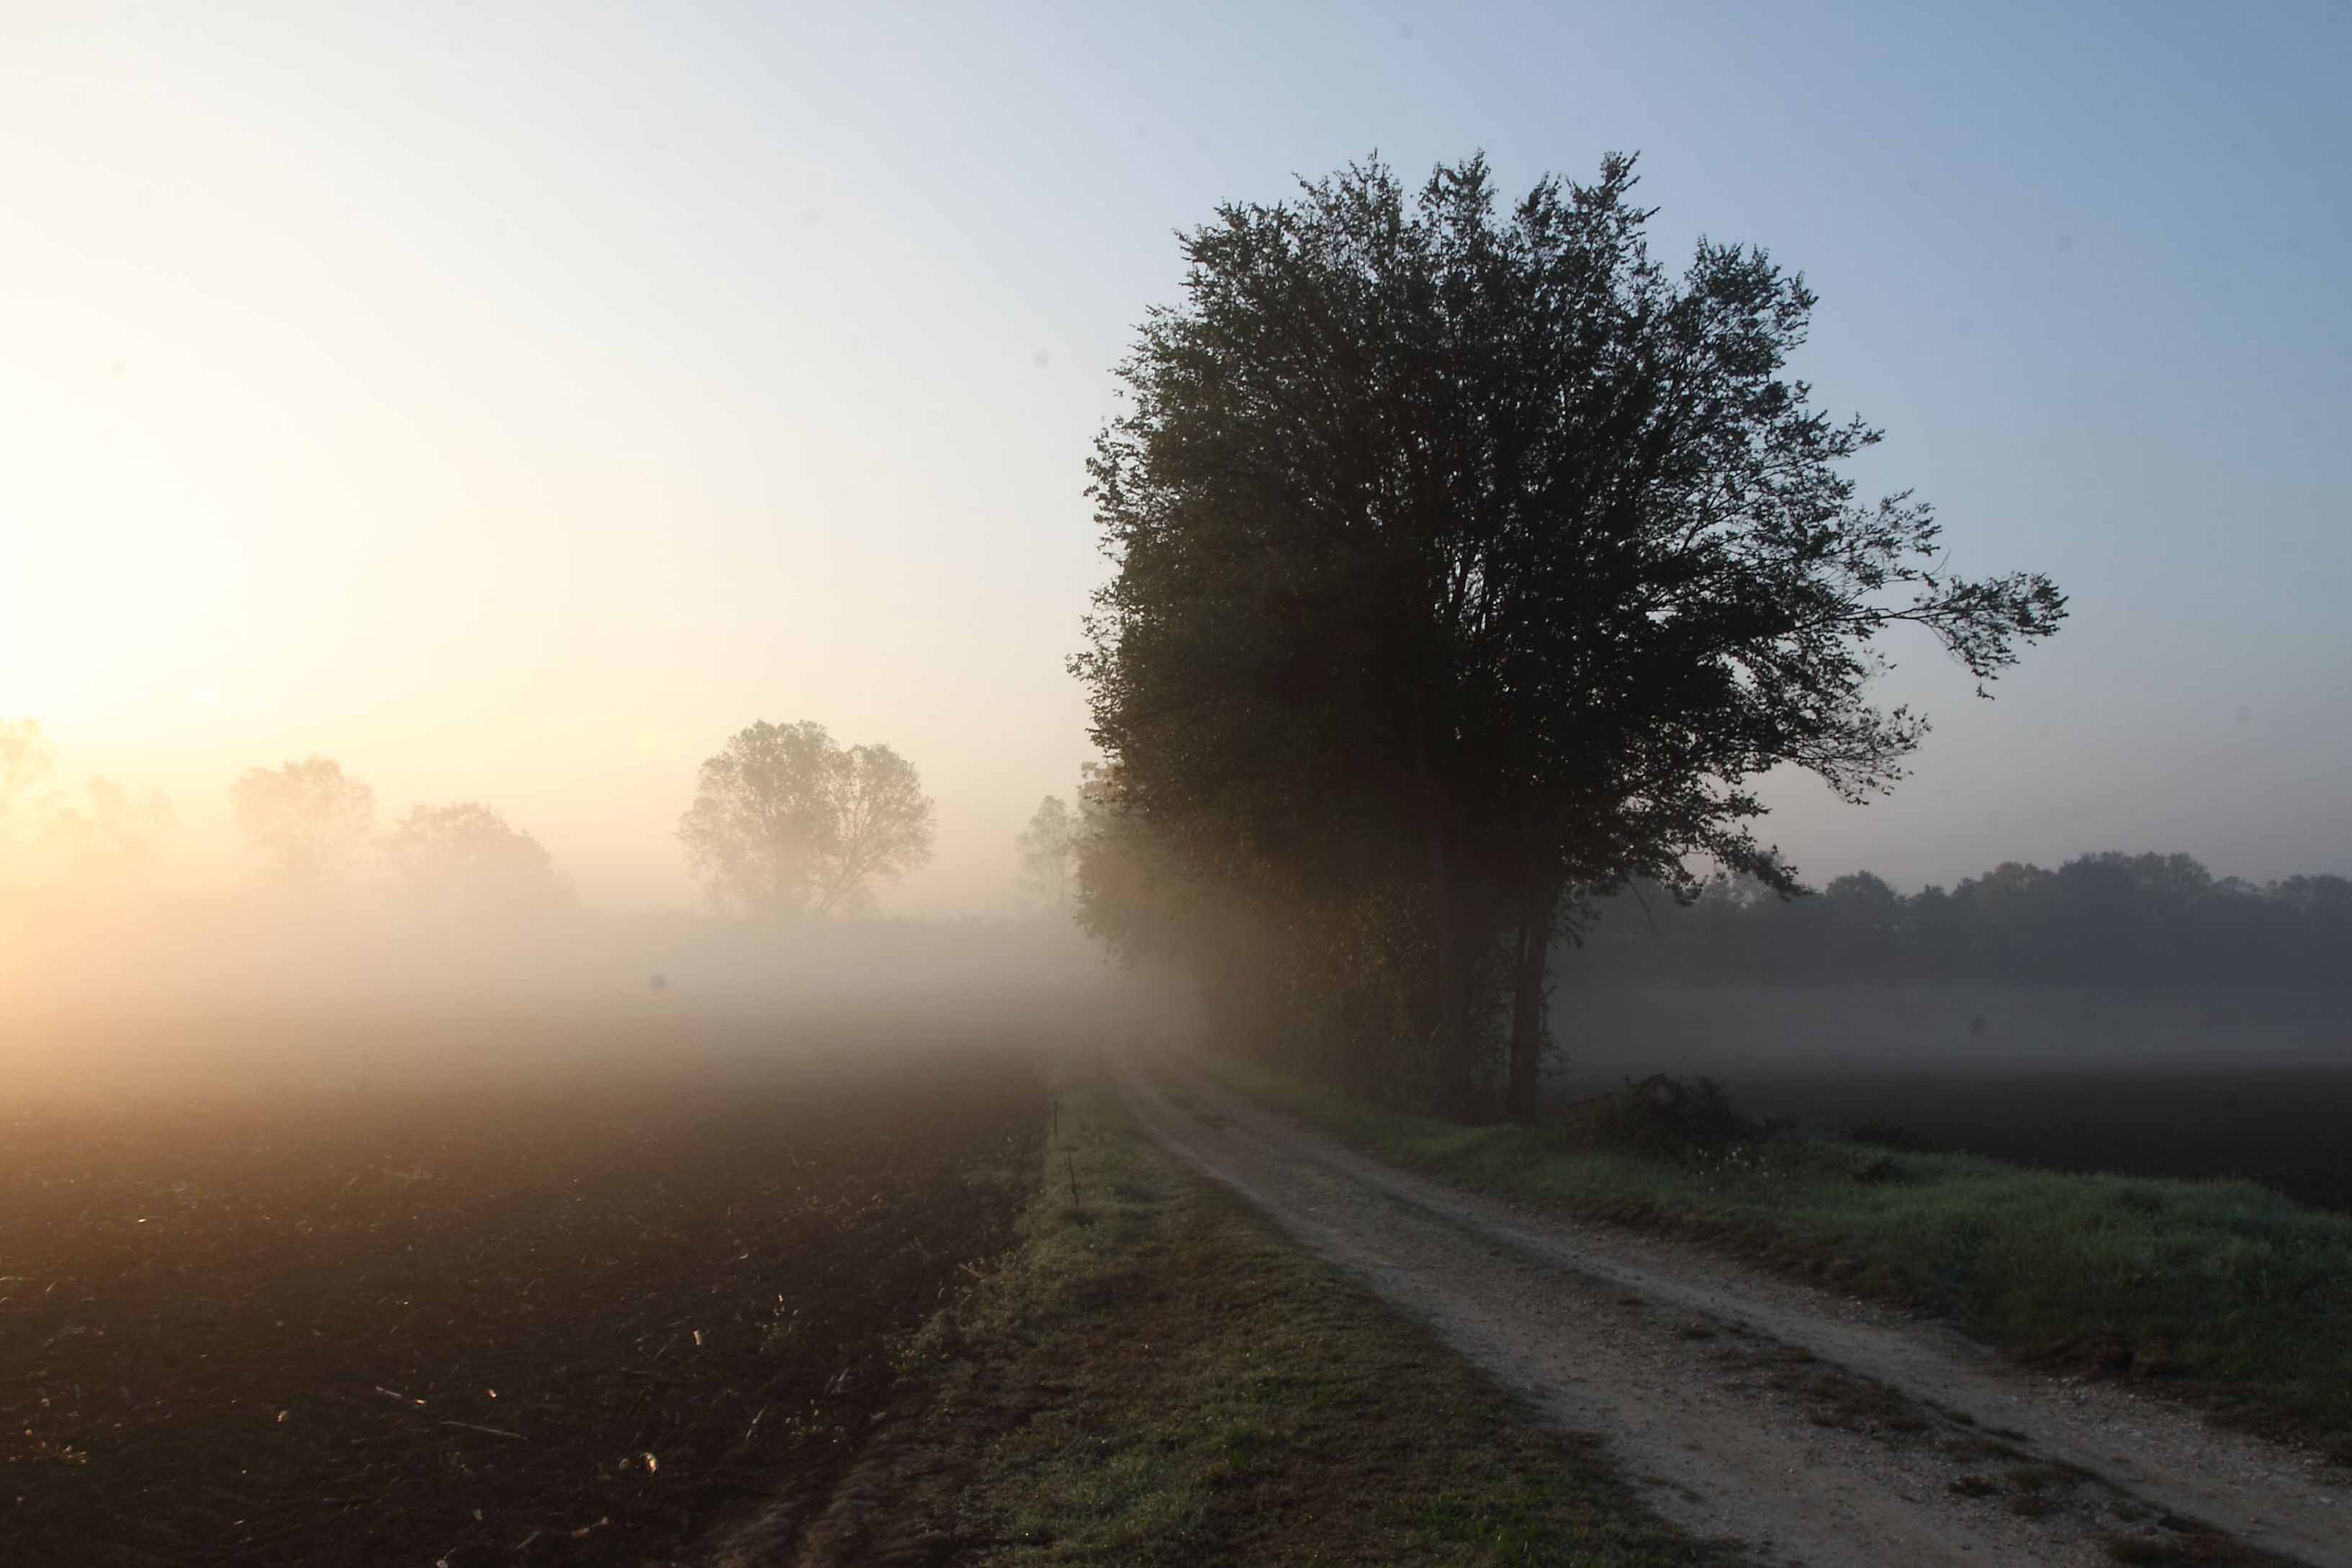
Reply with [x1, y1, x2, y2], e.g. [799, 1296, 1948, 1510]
[1189, 1051, 2352, 1457]
[778, 1058, 1730, 1567]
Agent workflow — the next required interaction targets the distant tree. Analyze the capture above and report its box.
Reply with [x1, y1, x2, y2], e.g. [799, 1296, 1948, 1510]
[1818, 870, 1906, 973]
[1822, 870, 1902, 911]
[383, 802, 570, 910]
[1015, 794, 1079, 909]
[0, 717, 56, 871]
[0, 717, 53, 817]
[231, 757, 377, 887]
[680, 720, 838, 916]
[2268, 874, 2352, 981]
[1072, 761, 1183, 958]
[1567, 846, 2352, 989]
[42, 776, 171, 884]
[2273, 874, 2352, 919]
[1076, 154, 2065, 1117]
[677, 721, 936, 918]
[821, 742, 936, 915]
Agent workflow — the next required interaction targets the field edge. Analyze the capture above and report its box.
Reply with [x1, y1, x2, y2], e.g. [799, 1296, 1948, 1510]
[1181, 1046, 2352, 1462]
[701, 1049, 1732, 1567]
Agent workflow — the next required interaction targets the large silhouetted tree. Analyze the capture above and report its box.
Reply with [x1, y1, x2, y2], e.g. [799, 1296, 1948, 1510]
[1076, 154, 2065, 1117]
[231, 757, 377, 888]
[384, 802, 570, 910]
[678, 721, 935, 918]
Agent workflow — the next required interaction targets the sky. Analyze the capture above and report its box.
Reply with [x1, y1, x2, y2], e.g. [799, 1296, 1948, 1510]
[1, 0, 2346, 912]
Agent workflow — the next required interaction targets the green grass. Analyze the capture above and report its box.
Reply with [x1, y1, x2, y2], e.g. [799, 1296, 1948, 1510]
[779, 1057, 1733, 1567]
[1191, 1051, 2352, 1451]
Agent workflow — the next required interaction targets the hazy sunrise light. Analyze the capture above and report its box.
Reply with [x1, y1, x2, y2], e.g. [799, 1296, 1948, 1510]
[4, 6, 2348, 1566]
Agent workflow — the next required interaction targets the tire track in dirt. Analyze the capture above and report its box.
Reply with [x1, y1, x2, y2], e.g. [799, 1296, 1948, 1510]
[1119, 1058, 2346, 1568]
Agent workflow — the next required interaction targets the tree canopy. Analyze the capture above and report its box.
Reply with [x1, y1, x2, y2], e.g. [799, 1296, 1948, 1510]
[1015, 794, 1079, 909]
[1073, 154, 2065, 1117]
[230, 757, 377, 888]
[0, 717, 56, 873]
[42, 776, 171, 885]
[0, 717, 53, 821]
[677, 721, 936, 918]
[384, 802, 570, 911]
[1572, 852, 2352, 989]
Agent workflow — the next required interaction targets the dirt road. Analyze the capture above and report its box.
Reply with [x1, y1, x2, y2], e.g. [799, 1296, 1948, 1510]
[1119, 1058, 2347, 1568]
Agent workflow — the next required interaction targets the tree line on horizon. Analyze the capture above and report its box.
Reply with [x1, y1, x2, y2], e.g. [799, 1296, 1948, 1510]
[1063, 153, 2068, 1119]
[0, 714, 952, 922]
[1566, 851, 2352, 989]
[1, 718, 575, 905]
[0, 716, 174, 885]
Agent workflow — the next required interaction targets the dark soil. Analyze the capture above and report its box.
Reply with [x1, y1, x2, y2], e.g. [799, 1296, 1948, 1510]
[0, 1045, 1043, 1567]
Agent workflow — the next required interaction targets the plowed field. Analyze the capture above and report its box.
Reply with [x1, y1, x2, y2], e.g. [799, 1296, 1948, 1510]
[1, 1043, 1042, 1566]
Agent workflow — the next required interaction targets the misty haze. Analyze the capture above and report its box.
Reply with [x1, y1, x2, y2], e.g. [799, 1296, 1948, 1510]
[4, 6, 2347, 1567]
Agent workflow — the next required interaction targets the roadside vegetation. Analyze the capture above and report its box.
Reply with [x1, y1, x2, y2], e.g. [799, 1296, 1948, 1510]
[775, 1058, 1731, 1567]
[1189, 1050, 2352, 1457]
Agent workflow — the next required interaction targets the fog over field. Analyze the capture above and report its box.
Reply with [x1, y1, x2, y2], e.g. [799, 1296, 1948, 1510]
[9, 11, 2352, 1564]
[0, 888, 1178, 1099]
[0, 0, 2343, 1220]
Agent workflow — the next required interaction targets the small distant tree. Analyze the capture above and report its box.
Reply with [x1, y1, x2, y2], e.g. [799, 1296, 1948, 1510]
[677, 721, 936, 918]
[43, 776, 171, 885]
[0, 718, 53, 817]
[1015, 794, 1079, 909]
[384, 802, 570, 910]
[231, 757, 376, 887]
[0, 718, 56, 872]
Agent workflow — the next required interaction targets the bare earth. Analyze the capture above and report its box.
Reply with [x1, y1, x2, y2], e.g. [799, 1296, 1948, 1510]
[1119, 1058, 2348, 1568]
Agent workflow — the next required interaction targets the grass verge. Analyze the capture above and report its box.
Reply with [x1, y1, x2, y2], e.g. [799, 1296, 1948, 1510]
[758, 1056, 1732, 1567]
[1187, 1051, 2352, 1459]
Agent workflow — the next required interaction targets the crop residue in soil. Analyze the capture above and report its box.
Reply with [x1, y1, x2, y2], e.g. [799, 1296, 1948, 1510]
[1, 1045, 1043, 1566]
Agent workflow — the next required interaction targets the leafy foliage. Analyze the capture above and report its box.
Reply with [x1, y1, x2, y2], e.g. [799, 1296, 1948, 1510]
[1574, 852, 2352, 986]
[383, 801, 571, 911]
[1073, 154, 2063, 1115]
[230, 757, 377, 888]
[677, 720, 935, 919]
[1591, 1075, 1770, 1157]
[2, 718, 176, 888]
[1014, 794, 1079, 909]
[41, 776, 172, 884]
[0, 716, 55, 824]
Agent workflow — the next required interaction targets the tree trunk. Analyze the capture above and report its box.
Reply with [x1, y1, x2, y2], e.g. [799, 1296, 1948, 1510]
[1505, 870, 1560, 1125]
[1426, 819, 1477, 1117]
[1412, 680, 1482, 1119]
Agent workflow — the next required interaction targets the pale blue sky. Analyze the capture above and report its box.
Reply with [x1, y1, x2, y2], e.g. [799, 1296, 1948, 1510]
[2, 1, 2344, 908]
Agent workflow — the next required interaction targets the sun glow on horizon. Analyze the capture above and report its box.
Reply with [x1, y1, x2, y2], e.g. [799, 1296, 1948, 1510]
[4, 1, 2348, 913]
